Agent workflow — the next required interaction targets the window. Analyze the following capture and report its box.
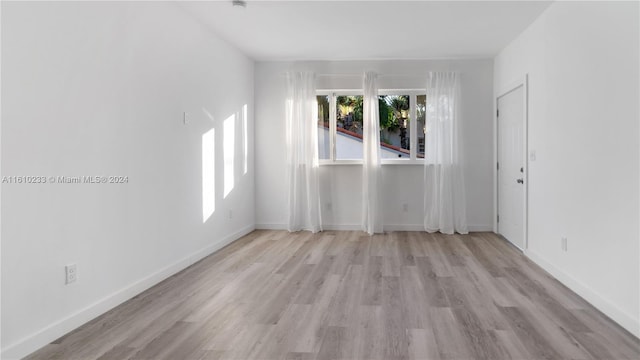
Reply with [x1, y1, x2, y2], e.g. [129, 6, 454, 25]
[379, 95, 410, 159]
[416, 94, 426, 159]
[336, 95, 364, 160]
[317, 95, 330, 159]
[318, 91, 425, 163]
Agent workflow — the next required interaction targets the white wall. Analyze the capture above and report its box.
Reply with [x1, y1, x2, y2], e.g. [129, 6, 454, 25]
[1, 2, 255, 358]
[255, 60, 494, 231]
[494, 1, 639, 336]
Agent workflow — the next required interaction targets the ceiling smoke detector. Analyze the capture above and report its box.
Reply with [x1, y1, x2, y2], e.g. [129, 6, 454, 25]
[232, 0, 247, 8]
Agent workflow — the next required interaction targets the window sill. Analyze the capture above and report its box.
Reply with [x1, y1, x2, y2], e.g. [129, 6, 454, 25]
[319, 160, 425, 166]
[319, 160, 361, 165]
[382, 159, 425, 165]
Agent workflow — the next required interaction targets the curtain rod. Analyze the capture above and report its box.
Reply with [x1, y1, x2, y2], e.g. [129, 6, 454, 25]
[280, 73, 427, 78]
[317, 74, 421, 77]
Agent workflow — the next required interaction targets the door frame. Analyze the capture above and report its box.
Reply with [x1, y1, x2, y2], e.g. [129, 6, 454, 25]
[494, 74, 529, 250]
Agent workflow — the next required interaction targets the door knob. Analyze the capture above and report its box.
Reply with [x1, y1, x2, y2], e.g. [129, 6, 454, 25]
[516, 179, 524, 184]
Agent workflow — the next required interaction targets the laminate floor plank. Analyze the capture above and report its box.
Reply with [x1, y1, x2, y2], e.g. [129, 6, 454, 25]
[473, 233, 519, 269]
[450, 306, 504, 360]
[315, 326, 346, 360]
[291, 274, 341, 354]
[407, 232, 428, 257]
[253, 263, 314, 325]
[294, 255, 336, 305]
[399, 266, 430, 329]
[497, 306, 563, 360]
[302, 234, 333, 265]
[382, 252, 403, 277]
[275, 232, 317, 274]
[407, 328, 439, 360]
[421, 234, 454, 277]
[355, 305, 385, 360]
[95, 345, 138, 360]
[461, 234, 506, 277]
[361, 255, 384, 306]
[396, 231, 416, 266]
[414, 256, 450, 307]
[503, 265, 591, 333]
[433, 234, 467, 267]
[24, 231, 639, 360]
[285, 352, 315, 360]
[462, 256, 516, 307]
[517, 306, 593, 360]
[571, 308, 640, 359]
[430, 307, 472, 360]
[345, 236, 368, 266]
[381, 276, 409, 360]
[130, 320, 196, 360]
[325, 265, 364, 327]
[328, 240, 357, 275]
[448, 263, 510, 330]
[490, 329, 532, 360]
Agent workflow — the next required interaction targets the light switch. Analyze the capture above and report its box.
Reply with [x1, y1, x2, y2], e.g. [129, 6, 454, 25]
[529, 150, 537, 162]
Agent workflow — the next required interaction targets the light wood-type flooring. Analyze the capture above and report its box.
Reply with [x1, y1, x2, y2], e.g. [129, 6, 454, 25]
[26, 231, 640, 360]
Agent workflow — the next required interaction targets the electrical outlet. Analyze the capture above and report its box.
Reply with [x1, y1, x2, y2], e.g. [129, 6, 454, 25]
[65, 264, 77, 284]
[402, 203, 409, 212]
[561, 237, 568, 252]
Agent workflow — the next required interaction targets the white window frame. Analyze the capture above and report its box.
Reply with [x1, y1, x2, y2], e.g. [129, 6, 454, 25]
[318, 89, 426, 165]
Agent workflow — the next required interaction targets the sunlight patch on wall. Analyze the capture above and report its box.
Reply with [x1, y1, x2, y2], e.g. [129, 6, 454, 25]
[202, 128, 215, 222]
[224, 114, 235, 198]
[243, 104, 248, 175]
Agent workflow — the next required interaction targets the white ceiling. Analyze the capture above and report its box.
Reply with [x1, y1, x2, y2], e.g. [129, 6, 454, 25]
[180, 1, 552, 61]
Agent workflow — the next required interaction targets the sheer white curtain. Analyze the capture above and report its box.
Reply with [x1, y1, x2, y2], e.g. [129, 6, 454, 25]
[286, 72, 322, 233]
[424, 72, 468, 234]
[362, 72, 383, 235]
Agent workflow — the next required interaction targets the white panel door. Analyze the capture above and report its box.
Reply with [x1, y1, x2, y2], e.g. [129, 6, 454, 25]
[497, 86, 525, 249]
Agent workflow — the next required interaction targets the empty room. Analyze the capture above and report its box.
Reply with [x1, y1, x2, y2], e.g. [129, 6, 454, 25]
[1, 0, 639, 359]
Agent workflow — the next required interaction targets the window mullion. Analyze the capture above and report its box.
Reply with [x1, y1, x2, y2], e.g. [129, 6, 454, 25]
[410, 93, 417, 160]
[330, 93, 337, 161]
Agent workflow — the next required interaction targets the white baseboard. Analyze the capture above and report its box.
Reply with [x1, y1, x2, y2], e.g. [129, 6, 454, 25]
[382, 224, 492, 232]
[323, 224, 361, 231]
[467, 225, 494, 232]
[256, 223, 492, 232]
[1, 225, 255, 360]
[525, 249, 640, 338]
[256, 224, 363, 231]
[255, 223, 287, 230]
